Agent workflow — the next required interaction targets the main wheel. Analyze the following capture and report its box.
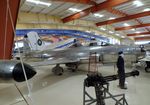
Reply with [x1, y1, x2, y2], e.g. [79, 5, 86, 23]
[145, 67, 150, 73]
[52, 65, 64, 75]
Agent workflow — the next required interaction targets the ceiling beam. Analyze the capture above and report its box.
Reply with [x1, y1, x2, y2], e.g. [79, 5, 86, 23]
[135, 36, 150, 41]
[106, 8, 126, 16]
[96, 11, 150, 26]
[50, 0, 96, 5]
[115, 23, 150, 31]
[135, 19, 150, 32]
[127, 32, 150, 37]
[62, 0, 130, 23]
[107, 8, 150, 32]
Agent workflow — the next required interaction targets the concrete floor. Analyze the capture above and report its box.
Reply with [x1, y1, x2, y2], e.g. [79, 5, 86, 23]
[0, 64, 150, 105]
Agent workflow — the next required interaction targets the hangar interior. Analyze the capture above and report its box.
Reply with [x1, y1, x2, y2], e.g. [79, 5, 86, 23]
[0, 0, 150, 105]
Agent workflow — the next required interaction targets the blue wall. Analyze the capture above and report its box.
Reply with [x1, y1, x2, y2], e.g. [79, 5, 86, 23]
[16, 29, 109, 42]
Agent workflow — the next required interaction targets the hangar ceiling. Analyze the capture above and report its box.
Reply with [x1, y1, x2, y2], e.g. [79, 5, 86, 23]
[19, 0, 150, 41]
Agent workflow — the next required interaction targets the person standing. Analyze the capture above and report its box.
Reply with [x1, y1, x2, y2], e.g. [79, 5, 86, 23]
[116, 51, 127, 89]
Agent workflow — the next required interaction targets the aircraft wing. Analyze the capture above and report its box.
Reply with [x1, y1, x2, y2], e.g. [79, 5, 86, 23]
[25, 45, 143, 67]
[29, 57, 80, 67]
[25, 46, 92, 67]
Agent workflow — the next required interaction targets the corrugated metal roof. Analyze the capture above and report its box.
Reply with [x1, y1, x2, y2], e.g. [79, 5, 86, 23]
[19, 0, 150, 40]
[82, 10, 121, 22]
[138, 16, 150, 23]
[114, 0, 150, 15]
[112, 20, 139, 27]
[124, 27, 147, 34]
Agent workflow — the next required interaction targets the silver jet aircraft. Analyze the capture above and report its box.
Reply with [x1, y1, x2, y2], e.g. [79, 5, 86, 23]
[20, 32, 144, 75]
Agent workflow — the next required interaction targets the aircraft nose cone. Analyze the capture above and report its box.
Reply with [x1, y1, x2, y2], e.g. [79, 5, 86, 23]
[13, 63, 36, 82]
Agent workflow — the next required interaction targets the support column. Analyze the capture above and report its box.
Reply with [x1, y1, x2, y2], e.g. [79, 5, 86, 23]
[0, 0, 20, 59]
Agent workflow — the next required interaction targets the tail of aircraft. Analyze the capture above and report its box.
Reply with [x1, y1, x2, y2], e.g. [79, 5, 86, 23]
[26, 31, 45, 51]
[25, 31, 76, 51]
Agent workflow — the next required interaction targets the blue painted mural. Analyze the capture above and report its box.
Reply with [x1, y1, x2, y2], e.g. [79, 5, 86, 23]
[16, 29, 109, 42]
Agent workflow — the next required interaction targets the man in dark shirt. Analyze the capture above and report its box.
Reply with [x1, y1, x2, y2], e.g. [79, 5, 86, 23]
[117, 51, 127, 89]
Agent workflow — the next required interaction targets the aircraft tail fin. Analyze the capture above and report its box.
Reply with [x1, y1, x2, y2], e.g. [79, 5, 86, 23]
[25, 31, 45, 51]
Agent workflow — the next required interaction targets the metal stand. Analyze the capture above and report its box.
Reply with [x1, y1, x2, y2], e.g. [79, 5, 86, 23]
[84, 52, 139, 105]
[83, 78, 128, 105]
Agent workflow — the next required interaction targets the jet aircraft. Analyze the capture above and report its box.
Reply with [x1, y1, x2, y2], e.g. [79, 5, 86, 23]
[19, 32, 145, 75]
[139, 53, 150, 72]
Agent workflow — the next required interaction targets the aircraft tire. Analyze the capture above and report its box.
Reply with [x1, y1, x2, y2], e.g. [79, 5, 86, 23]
[52, 66, 64, 75]
[145, 67, 150, 73]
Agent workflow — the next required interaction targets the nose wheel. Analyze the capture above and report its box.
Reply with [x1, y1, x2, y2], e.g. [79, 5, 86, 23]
[52, 64, 64, 75]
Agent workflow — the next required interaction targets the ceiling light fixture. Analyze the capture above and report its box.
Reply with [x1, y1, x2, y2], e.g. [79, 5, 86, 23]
[68, 8, 81, 12]
[116, 33, 120, 36]
[133, 0, 144, 7]
[143, 8, 150, 12]
[136, 31, 140, 33]
[94, 14, 104, 18]
[124, 23, 130, 26]
[131, 28, 135, 31]
[86, 31, 91, 33]
[109, 17, 115, 20]
[121, 36, 125, 38]
[109, 31, 114, 34]
[26, 0, 51, 7]
[100, 27, 106, 31]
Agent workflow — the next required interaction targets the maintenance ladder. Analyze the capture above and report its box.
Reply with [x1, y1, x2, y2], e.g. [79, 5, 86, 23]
[88, 52, 99, 74]
[84, 52, 128, 105]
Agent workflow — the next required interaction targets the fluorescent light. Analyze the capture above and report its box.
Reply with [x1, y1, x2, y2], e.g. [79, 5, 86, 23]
[86, 31, 91, 33]
[136, 31, 140, 33]
[131, 28, 135, 31]
[68, 8, 81, 12]
[124, 23, 130, 26]
[121, 36, 125, 38]
[116, 34, 120, 36]
[94, 14, 104, 18]
[133, 0, 144, 7]
[100, 27, 106, 31]
[109, 31, 114, 34]
[109, 17, 115, 20]
[143, 8, 150, 12]
[26, 0, 51, 7]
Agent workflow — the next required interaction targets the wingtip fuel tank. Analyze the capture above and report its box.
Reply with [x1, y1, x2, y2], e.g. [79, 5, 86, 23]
[0, 60, 36, 82]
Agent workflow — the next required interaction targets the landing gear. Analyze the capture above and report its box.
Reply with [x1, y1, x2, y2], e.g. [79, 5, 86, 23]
[145, 67, 150, 72]
[145, 61, 150, 73]
[65, 62, 78, 72]
[52, 64, 64, 75]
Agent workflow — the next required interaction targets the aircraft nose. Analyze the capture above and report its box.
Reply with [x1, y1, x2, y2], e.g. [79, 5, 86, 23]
[12, 63, 36, 82]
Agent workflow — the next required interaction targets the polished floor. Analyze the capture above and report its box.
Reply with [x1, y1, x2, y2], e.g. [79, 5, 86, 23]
[0, 64, 150, 105]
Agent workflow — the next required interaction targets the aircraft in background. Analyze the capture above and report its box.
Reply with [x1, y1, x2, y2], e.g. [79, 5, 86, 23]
[137, 51, 150, 72]
[31, 45, 144, 74]
[139, 43, 150, 52]
[140, 56, 150, 72]
[24, 31, 76, 51]
[14, 31, 77, 59]
[20, 32, 144, 75]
